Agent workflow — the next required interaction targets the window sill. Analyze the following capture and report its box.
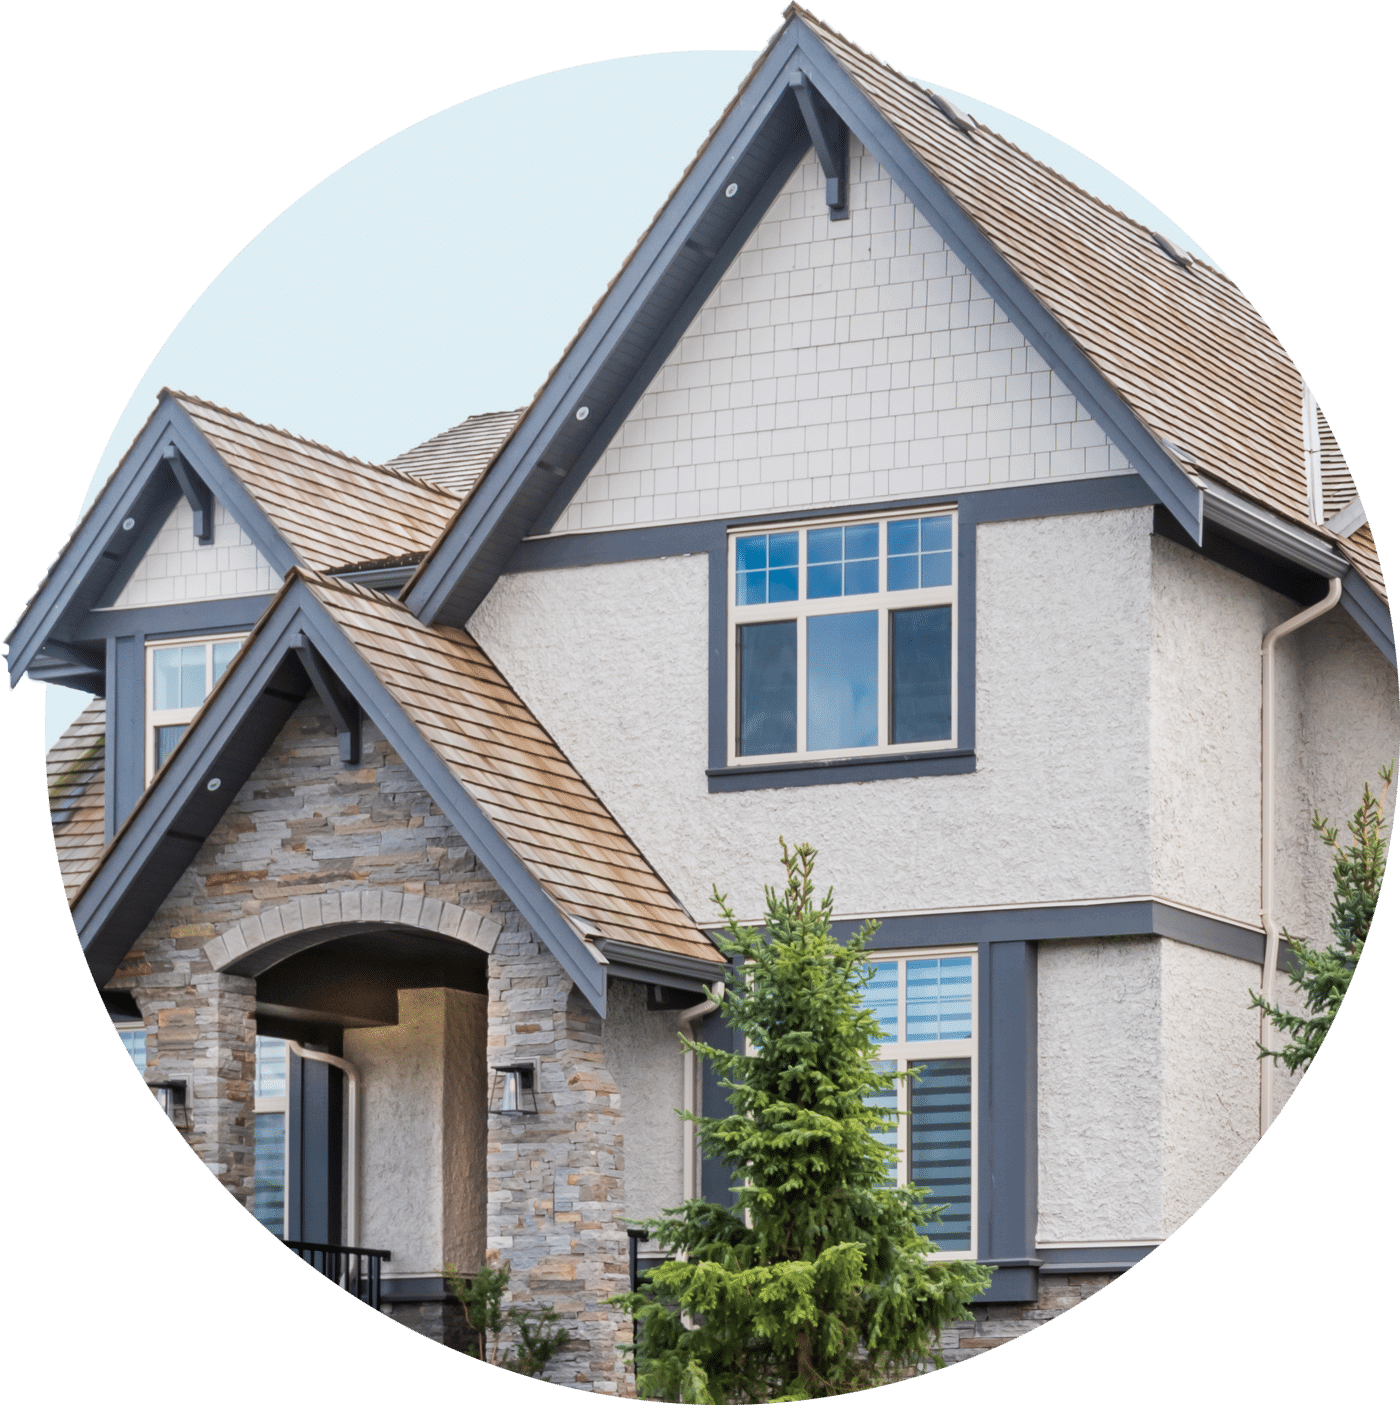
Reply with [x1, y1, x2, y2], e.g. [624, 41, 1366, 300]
[707, 749, 975, 792]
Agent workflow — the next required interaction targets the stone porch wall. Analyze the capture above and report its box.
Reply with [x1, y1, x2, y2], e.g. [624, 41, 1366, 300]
[487, 919, 632, 1394]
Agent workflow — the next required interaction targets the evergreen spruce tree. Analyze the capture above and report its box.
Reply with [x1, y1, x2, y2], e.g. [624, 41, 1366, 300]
[613, 840, 991, 1403]
[1251, 762, 1391, 1073]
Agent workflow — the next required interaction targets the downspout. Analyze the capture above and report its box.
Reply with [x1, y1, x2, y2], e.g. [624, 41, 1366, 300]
[1258, 575, 1341, 1134]
[290, 1042, 362, 1247]
[678, 984, 723, 1202]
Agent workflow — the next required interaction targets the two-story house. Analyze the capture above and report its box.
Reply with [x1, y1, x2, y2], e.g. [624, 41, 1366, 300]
[18, 7, 1396, 1389]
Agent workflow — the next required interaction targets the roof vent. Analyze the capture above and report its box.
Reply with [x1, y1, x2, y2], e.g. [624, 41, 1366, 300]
[1152, 231, 1194, 268]
[927, 89, 975, 134]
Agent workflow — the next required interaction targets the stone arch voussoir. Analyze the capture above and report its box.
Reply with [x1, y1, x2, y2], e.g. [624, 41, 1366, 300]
[202, 889, 502, 973]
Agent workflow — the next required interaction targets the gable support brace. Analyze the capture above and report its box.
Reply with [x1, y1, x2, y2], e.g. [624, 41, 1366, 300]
[163, 444, 214, 545]
[789, 71, 848, 220]
[291, 632, 361, 764]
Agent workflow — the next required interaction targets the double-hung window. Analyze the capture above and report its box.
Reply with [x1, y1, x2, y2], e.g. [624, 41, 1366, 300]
[728, 511, 956, 764]
[145, 634, 244, 780]
[861, 950, 977, 1257]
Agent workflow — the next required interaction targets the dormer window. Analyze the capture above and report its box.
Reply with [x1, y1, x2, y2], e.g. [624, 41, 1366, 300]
[145, 634, 245, 780]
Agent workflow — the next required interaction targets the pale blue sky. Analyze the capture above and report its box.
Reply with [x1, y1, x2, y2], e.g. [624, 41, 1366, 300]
[48, 51, 1206, 747]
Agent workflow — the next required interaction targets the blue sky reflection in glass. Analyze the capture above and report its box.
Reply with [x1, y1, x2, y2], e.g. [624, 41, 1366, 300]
[888, 515, 953, 591]
[907, 956, 973, 1041]
[808, 522, 879, 598]
[807, 610, 877, 750]
[736, 531, 798, 605]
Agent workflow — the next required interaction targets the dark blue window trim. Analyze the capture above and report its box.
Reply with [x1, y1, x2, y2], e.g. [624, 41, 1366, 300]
[500, 474, 1160, 795]
[693, 901, 1248, 1302]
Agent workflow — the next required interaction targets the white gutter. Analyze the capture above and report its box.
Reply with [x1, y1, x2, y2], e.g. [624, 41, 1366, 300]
[1258, 576, 1342, 1134]
[678, 984, 724, 1202]
[1203, 482, 1348, 579]
[290, 1042, 362, 1247]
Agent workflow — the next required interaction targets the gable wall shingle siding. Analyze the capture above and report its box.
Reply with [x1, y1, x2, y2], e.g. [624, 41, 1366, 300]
[110, 496, 280, 608]
[553, 143, 1130, 534]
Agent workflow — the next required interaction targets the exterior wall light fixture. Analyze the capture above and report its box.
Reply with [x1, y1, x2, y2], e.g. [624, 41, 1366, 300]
[147, 1079, 190, 1128]
[491, 1062, 539, 1116]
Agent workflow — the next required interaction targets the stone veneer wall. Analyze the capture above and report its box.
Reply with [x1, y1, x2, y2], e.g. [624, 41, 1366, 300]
[105, 694, 636, 1390]
[487, 921, 632, 1394]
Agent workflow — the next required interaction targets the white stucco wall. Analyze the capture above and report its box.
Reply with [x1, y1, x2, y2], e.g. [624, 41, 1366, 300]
[471, 506, 1155, 923]
[602, 980, 687, 1226]
[345, 987, 487, 1276]
[1148, 535, 1399, 1125]
[1159, 939, 1259, 1234]
[109, 496, 279, 607]
[551, 141, 1131, 535]
[1036, 937, 1164, 1246]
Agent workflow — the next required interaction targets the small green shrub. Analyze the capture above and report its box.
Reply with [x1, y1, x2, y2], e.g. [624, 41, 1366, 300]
[442, 1260, 570, 1378]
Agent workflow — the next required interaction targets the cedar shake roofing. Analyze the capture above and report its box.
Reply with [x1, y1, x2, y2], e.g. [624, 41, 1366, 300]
[803, 11, 1388, 603]
[304, 571, 721, 968]
[172, 392, 461, 570]
[48, 699, 106, 900]
[386, 409, 526, 496]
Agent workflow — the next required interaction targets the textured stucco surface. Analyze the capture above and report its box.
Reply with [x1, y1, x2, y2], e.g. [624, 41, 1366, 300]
[552, 141, 1130, 534]
[110, 496, 279, 607]
[1148, 536, 1271, 927]
[602, 980, 686, 1225]
[1037, 937, 1164, 1245]
[346, 987, 487, 1276]
[472, 506, 1155, 922]
[1159, 940, 1259, 1233]
[1148, 535, 1398, 1126]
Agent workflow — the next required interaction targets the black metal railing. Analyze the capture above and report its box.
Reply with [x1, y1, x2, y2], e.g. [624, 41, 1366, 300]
[284, 1240, 392, 1309]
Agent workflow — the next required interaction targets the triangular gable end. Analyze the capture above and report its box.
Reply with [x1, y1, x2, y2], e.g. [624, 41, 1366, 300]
[402, 6, 1200, 628]
[550, 138, 1135, 534]
[71, 571, 719, 1013]
[8, 390, 301, 687]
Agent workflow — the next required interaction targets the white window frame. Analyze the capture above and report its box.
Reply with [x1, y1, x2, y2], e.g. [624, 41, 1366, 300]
[726, 508, 958, 767]
[866, 947, 978, 1262]
[145, 633, 246, 781]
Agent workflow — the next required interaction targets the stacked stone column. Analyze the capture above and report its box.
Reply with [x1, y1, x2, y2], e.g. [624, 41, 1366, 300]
[487, 918, 632, 1394]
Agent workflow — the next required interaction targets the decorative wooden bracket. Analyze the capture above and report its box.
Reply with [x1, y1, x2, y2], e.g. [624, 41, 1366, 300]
[291, 632, 361, 764]
[789, 71, 848, 220]
[163, 444, 214, 544]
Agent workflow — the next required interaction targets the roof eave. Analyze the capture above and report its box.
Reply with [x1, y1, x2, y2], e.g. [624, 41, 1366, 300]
[8, 390, 302, 686]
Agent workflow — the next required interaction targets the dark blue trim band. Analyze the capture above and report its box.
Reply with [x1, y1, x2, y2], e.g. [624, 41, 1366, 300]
[1340, 568, 1395, 666]
[77, 596, 276, 643]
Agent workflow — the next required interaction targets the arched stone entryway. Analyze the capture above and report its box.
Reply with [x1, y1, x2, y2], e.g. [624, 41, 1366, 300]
[204, 899, 495, 1351]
